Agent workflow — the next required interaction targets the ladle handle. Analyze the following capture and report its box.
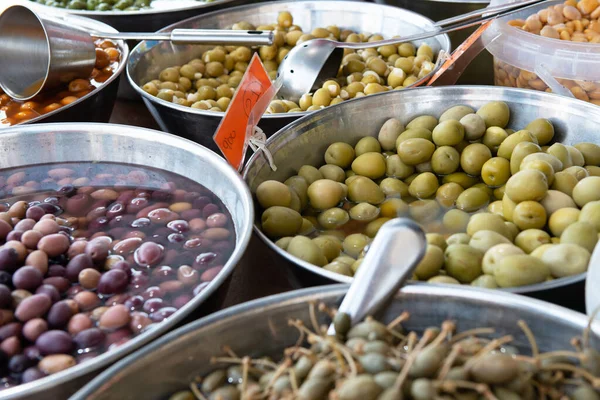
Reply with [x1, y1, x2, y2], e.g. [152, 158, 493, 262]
[95, 29, 274, 46]
[336, 0, 549, 50]
[327, 218, 426, 336]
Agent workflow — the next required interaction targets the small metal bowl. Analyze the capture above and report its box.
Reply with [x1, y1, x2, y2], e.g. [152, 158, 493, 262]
[73, 283, 599, 399]
[0, 122, 253, 400]
[126, 0, 451, 153]
[0, 4, 128, 128]
[243, 85, 600, 311]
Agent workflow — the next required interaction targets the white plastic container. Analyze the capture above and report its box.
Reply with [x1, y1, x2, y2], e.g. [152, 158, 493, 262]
[483, 0, 600, 104]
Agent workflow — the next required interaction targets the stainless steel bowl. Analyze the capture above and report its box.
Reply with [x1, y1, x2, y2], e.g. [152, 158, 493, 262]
[73, 283, 599, 399]
[0, 3, 128, 127]
[243, 85, 600, 311]
[0, 122, 253, 400]
[127, 0, 451, 153]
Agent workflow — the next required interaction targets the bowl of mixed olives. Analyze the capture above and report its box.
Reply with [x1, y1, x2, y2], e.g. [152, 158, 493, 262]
[0, 122, 253, 399]
[243, 85, 600, 309]
[126, 0, 451, 151]
[72, 283, 600, 399]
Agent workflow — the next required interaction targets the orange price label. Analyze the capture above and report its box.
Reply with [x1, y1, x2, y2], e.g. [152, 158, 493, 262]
[213, 53, 273, 171]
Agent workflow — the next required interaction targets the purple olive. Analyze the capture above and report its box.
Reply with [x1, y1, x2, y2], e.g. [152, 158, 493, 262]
[38, 203, 60, 215]
[23, 345, 41, 361]
[149, 307, 177, 323]
[65, 254, 94, 282]
[106, 202, 125, 219]
[152, 266, 175, 281]
[57, 184, 75, 197]
[22, 367, 46, 383]
[35, 285, 60, 304]
[25, 206, 45, 221]
[12, 267, 43, 291]
[47, 301, 73, 328]
[0, 220, 11, 241]
[36, 330, 74, 355]
[42, 277, 70, 293]
[0, 272, 10, 287]
[193, 196, 211, 210]
[142, 286, 163, 300]
[0, 323, 22, 341]
[74, 328, 105, 350]
[167, 233, 185, 244]
[134, 242, 164, 267]
[166, 220, 189, 233]
[47, 265, 66, 277]
[143, 298, 164, 314]
[193, 282, 209, 296]
[130, 218, 150, 228]
[0, 249, 17, 274]
[66, 193, 91, 216]
[124, 295, 144, 311]
[129, 274, 149, 291]
[194, 252, 218, 269]
[14, 219, 35, 231]
[8, 354, 33, 373]
[97, 269, 129, 295]
[88, 216, 109, 231]
[0, 285, 11, 308]
[127, 198, 149, 214]
[84, 239, 109, 262]
[112, 261, 132, 278]
[172, 294, 192, 309]
[202, 203, 220, 219]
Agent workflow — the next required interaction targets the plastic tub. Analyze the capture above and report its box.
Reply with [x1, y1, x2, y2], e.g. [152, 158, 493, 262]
[483, 0, 600, 104]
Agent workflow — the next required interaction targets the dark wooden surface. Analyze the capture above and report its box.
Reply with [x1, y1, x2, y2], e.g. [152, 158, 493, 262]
[109, 100, 297, 322]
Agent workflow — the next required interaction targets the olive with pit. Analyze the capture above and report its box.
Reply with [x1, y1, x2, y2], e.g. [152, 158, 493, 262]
[541, 244, 590, 278]
[444, 244, 483, 283]
[494, 255, 550, 287]
[261, 207, 303, 238]
[256, 180, 291, 209]
[505, 170, 548, 203]
[397, 139, 435, 165]
[307, 179, 344, 210]
[286, 236, 327, 266]
[352, 153, 386, 179]
[476, 101, 510, 128]
[560, 221, 598, 253]
[432, 120, 465, 146]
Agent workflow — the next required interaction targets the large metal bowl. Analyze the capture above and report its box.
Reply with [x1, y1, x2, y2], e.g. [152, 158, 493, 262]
[0, 123, 253, 400]
[0, 2, 128, 127]
[73, 283, 599, 399]
[127, 0, 451, 153]
[243, 85, 600, 311]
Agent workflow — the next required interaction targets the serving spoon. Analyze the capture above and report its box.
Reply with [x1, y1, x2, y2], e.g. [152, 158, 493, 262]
[277, 0, 550, 102]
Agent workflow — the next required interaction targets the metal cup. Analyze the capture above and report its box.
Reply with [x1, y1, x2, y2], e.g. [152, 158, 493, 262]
[0, 5, 96, 100]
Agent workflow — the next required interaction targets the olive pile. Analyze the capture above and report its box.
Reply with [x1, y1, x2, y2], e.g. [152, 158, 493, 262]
[30, 0, 152, 11]
[0, 162, 235, 387]
[256, 101, 600, 288]
[167, 303, 600, 400]
[142, 11, 437, 113]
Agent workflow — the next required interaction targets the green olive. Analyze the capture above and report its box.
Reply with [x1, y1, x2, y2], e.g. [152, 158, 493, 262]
[256, 180, 292, 209]
[352, 152, 387, 179]
[520, 159, 555, 187]
[514, 229, 551, 254]
[261, 206, 303, 238]
[395, 128, 433, 146]
[312, 236, 343, 262]
[298, 165, 323, 185]
[460, 143, 492, 176]
[397, 138, 435, 165]
[466, 213, 508, 238]
[285, 176, 309, 209]
[365, 218, 392, 237]
[307, 179, 344, 210]
[469, 230, 511, 253]
[573, 176, 600, 207]
[379, 178, 409, 198]
[539, 190, 576, 216]
[476, 101, 510, 128]
[505, 170, 548, 203]
[431, 146, 460, 175]
[286, 236, 327, 266]
[325, 142, 355, 168]
[348, 176, 385, 205]
[436, 182, 464, 208]
[482, 127, 508, 154]
[446, 233, 471, 246]
[471, 275, 499, 289]
[432, 120, 465, 146]
[426, 233, 447, 250]
[525, 118, 554, 145]
[586, 166, 600, 176]
[560, 221, 598, 253]
[408, 172, 438, 199]
[442, 172, 479, 189]
[442, 209, 470, 233]
[324, 261, 353, 276]
[512, 201, 547, 230]
[406, 115, 438, 131]
[548, 207, 581, 237]
[575, 142, 600, 166]
[567, 146, 585, 167]
[541, 243, 590, 278]
[439, 105, 475, 122]
[378, 119, 405, 151]
[349, 203, 380, 222]
[482, 243, 524, 275]
[275, 237, 293, 250]
[414, 245, 444, 280]
[455, 187, 489, 213]
[522, 152, 563, 173]
[444, 244, 484, 283]
[497, 130, 537, 160]
[343, 233, 370, 258]
[354, 136, 382, 156]
[494, 255, 550, 287]
[563, 166, 589, 182]
[547, 143, 574, 170]
[579, 201, 600, 232]
[380, 198, 409, 218]
[386, 155, 415, 179]
[408, 200, 441, 223]
[428, 276, 461, 285]
[510, 142, 542, 175]
[481, 157, 510, 187]
[460, 113, 487, 141]
[504, 222, 519, 242]
[317, 208, 350, 229]
[319, 165, 346, 182]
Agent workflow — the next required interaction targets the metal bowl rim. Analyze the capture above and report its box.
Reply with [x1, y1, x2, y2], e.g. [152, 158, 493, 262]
[25, 0, 238, 17]
[242, 84, 592, 293]
[3, 11, 130, 127]
[126, 0, 451, 120]
[72, 281, 595, 400]
[0, 122, 254, 400]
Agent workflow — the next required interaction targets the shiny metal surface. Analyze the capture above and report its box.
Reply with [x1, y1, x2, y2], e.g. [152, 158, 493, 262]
[0, 5, 96, 100]
[277, 0, 546, 102]
[0, 4, 128, 127]
[587, 242, 600, 317]
[244, 85, 598, 304]
[0, 123, 254, 400]
[73, 283, 599, 400]
[96, 29, 273, 46]
[127, 0, 451, 152]
[327, 218, 425, 335]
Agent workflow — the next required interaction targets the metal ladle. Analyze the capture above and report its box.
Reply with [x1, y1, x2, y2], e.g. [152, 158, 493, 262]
[277, 0, 550, 102]
[0, 5, 273, 100]
[327, 218, 426, 336]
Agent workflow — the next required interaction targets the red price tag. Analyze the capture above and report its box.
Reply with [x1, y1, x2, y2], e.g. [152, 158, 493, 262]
[213, 53, 273, 171]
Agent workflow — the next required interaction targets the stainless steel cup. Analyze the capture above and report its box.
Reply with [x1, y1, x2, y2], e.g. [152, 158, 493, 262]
[0, 5, 96, 100]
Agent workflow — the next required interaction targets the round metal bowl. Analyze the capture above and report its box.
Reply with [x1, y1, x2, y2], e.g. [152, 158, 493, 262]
[0, 122, 253, 400]
[243, 85, 599, 311]
[0, 3, 128, 128]
[73, 283, 599, 399]
[127, 0, 451, 153]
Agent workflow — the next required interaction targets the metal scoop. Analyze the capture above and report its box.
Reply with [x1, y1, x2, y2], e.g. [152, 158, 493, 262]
[327, 218, 426, 336]
[277, 0, 550, 102]
[0, 5, 273, 100]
